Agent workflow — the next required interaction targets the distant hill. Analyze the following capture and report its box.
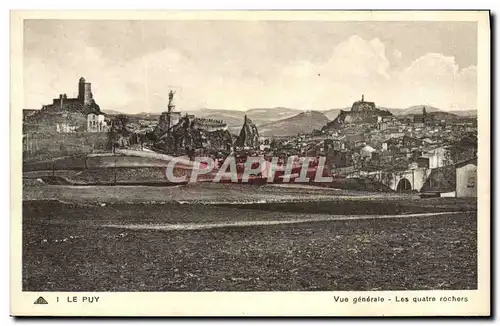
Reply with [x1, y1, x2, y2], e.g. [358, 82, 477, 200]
[200, 112, 244, 130]
[378, 107, 405, 115]
[448, 110, 477, 117]
[398, 105, 442, 116]
[426, 111, 459, 120]
[321, 108, 346, 120]
[188, 108, 246, 119]
[245, 107, 302, 125]
[102, 109, 125, 115]
[131, 107, 302, 126]
[107, 105, 474, 134]
[320, 105, 471, 117]
[190, 107, 301, 126]
[258, 111, 330, 137]
[131, 112, 161, 120]
[393, 105, 461, 121]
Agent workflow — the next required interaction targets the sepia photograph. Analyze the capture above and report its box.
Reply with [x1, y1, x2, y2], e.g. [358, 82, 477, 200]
[10, 10, 490, 316]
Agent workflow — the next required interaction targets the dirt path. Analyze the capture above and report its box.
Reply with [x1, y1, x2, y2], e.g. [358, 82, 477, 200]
[102, 210, 470, 231]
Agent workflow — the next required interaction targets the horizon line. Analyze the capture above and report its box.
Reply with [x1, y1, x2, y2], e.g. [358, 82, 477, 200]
[24, 105, 478, 114]
[76, 105, 478, 114]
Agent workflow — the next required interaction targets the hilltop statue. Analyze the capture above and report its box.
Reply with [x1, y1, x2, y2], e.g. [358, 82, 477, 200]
[167, 90, 176, 115]
[361, 94, 364, 102]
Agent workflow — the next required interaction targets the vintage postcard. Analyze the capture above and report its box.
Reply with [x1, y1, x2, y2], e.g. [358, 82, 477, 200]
[10, 10, 490, 317]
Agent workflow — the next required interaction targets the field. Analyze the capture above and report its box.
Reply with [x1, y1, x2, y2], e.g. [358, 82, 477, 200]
[22, 184, 477, 292]
[23, 132, 109, 163]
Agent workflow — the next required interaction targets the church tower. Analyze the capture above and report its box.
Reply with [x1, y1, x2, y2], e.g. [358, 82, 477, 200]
[78, 77, 92, 105]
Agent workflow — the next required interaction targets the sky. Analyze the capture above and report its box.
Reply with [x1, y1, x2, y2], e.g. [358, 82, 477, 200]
[24, 20, 477, 112]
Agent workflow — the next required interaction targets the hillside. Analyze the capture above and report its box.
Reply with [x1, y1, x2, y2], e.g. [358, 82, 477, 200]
[102, 109, 125, 115]
[190, 107, 302, 126]
[321, 108, 346, 121]
[396, 105, 459, 121]
[23, 111, 88, 133]
[426, 111, 459, 120]
[399, 105, 441, 115]
[195, 111, 245, 127]
[258, 111, 330, 137]
[132, 112, 161, 120]
[380, 105, 475, 117]
[378, 107, 405, 115]
[245, 107, 302, 125]
[131, 107, 301, 126]
[188, 108, 245, 119]
[448, 110, 477, 117]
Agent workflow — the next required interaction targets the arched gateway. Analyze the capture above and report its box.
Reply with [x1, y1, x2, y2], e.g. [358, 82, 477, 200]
[396, 178, 412, 192]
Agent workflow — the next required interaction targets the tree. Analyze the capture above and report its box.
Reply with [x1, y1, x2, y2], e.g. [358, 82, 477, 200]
[113, 114, 129, 135]
[107, 114, 129, 153]
[442, 149, 454, 167]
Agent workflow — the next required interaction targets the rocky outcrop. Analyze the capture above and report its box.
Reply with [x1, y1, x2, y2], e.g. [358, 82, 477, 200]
[154, 114, 233, 153]
[236, 115, 259, 148]
[323, 96, 392, 130]
[152, 112, 173, 139]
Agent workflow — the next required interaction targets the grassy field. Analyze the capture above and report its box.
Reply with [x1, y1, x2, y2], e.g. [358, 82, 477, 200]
[23, 132, 109, 163]
[22, 199, 477, 291]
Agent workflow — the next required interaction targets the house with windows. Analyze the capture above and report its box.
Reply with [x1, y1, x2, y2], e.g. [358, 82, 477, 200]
[418, 146, 452, 169]
[419, 157, 477, 198]
[455, 157, 477, 197]
[87, 111, 107, 132]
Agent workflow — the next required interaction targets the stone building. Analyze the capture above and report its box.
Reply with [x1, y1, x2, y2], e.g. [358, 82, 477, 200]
[455, 157, 477, 197]
[42, 77, 100, 114]
[87, 111, 107, 132]
[23, 77, 103, 134]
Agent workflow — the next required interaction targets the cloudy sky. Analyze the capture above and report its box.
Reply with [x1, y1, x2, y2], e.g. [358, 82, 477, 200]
[24, 20, 477, 112]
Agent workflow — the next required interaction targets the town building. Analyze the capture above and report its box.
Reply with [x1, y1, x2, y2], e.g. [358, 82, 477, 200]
[360, 145, 377, 159]
[419, 157, 477, 198]
[419, 166, 456, 197]
[419, 147, 451, 169]
[87, 111, 107, 132]
[455, 157, 477, 197]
